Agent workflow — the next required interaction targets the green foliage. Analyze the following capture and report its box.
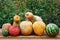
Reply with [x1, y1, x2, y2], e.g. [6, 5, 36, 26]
[0, 0, 60, 28]
[0, 0, 26, 28]
[26, 0, 60, 24]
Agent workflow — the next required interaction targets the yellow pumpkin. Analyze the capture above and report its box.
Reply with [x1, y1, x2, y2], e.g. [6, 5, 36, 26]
[14, 15, 20, 22]
[20, 21, 33, 35]
[33, 21, 46, 36]
[2, 23, 11, 31]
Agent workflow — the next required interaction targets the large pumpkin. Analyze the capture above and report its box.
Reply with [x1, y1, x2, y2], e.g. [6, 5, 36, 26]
[33, 21, 46, 36]
[20, 21, 33, 35]
[46, 23, 59, 37]
[2, 23, 11, 31]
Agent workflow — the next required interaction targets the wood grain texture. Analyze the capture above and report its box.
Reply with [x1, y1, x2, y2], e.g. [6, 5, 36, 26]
[0, 29, 60, 40]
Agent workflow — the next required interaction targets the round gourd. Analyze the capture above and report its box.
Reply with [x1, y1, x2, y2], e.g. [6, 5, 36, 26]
[2, 30, 9, 36]
[33, 21, 46, 36]
[46, 23, 59, 37]
[2, 23, 11, 31]
[20, 21, 33, 35]
[14, 15, 20, 22]
[9, 25, 20, 36]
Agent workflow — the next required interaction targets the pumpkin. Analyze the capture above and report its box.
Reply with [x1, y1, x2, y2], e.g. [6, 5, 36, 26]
[25, 12, 34, 21]
[14, 15, 20, 22]
[2, 30, 9, 36]
[25, 12, 43, 23]
[33, 21, 46, 36]
[46, 23, 59, 37]
[20, 21, 33, 35]
[2, 23, 11, 31]
[9, 24, 20, 36]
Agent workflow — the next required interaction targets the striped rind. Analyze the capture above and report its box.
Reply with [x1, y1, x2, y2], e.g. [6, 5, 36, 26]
[46, 23, 59, 37]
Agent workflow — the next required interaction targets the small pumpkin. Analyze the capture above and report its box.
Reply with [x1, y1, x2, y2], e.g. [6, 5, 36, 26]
[20, 21, 33, 35]
[33, 21, 46, 36]
[46, 23, 59, 37]
[14, 15, 20, 22]
[2, 23, 11, 31]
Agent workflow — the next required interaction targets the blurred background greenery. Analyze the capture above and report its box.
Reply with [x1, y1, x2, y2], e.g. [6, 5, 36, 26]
[0, 0, 60, 28]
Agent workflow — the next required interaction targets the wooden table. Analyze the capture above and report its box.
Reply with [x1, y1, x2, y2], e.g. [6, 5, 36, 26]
[0, 29, 60, 40]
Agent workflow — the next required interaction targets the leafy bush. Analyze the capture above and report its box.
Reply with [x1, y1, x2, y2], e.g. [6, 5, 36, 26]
[26, 0, 60, 24]
[0, 0, 60, 28]
[0, 0, 26, 28]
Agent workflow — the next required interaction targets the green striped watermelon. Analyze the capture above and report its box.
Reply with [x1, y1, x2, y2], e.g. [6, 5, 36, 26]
[2, 30, 9, 36]
[46, 23, 59, 37]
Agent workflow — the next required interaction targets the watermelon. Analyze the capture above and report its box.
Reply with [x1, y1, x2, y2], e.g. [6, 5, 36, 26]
[46, 23, 59, 37]
[2, 30, 9, 36]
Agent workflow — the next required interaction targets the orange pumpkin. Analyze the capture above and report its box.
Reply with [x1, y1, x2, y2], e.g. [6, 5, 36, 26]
[20, 21, 33, 35]
[25, 12, 34, 21]
[33, 21, 46, 36]
[25, 12, 43, 23]
[14, 15, 20, 22]
[2, 23, 11, 31]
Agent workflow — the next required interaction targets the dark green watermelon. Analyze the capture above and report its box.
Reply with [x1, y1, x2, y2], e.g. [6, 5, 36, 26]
[46, 23, 59, 37]
[2, 30, 9, 36]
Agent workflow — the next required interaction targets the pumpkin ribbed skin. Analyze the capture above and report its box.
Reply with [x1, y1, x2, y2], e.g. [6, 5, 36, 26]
[33, 21, 46, 36]
[20, 21, 33, 35]
[46, 23, 59, 37]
